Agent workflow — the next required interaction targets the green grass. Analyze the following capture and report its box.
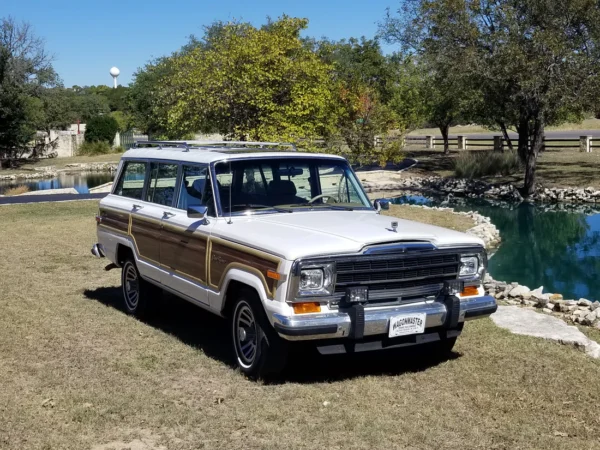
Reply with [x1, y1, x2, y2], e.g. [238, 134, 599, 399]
[1, 201, 600, 449]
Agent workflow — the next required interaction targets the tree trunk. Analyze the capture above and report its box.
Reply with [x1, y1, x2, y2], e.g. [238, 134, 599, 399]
[516, 118, 529, 164]
[523, 116, 544, 197]
[440, 124, 450, 155]
[498, 121, 513, 151]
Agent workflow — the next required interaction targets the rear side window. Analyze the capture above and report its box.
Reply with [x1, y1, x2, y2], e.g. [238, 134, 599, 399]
[114, 161, 147, 200]
[146, 162, 179, 207]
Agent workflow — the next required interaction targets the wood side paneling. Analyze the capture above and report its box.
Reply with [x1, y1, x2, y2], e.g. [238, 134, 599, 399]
[161, 224, 208, 282]
[209, 240, 279, 297]
[131, 216, 161, 264]
[99, 208, 129, 234]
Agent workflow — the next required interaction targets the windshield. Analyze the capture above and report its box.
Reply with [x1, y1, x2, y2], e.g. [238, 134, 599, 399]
[213, 158, 372, 214]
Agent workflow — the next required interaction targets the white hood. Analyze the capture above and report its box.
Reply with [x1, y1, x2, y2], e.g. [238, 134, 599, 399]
[212, 210, 483, 260]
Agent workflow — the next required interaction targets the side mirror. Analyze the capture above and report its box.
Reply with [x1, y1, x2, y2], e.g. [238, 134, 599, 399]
[187, 205, 208, 219]
[373, 199, 390, 211]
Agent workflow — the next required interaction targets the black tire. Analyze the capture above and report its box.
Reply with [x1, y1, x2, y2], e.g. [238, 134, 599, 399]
[427, 337, 457, 357]
[231, 288, 288, 379]
[121, 258, 157, 317]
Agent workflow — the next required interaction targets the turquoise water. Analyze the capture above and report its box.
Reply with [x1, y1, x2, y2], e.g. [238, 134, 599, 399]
[0, 172, 114, 194]
[391, 196, 600, 301]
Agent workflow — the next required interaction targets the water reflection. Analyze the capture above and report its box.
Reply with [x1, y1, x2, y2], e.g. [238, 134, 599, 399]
[391, 195, 600, 301]
[0, 172, 114, 194]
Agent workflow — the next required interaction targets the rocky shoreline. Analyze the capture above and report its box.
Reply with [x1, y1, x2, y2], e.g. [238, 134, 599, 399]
[485, 275, 600, 330]
[0, 162, 118, 181]
[362, 175, 600, 204]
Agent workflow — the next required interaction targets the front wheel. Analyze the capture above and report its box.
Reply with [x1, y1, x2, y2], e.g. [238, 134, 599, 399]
[231, 290, 288, 379]
[427, 337, 457, 358]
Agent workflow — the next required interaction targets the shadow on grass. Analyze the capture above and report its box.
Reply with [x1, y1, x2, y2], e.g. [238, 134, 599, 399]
[84, 286, 460, 383]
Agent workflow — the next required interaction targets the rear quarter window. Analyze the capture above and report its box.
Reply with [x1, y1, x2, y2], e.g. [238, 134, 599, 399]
[114, 161, 147, 200]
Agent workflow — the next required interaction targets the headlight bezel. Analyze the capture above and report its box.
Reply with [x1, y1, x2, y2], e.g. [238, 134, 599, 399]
[290, 261, 336, 299]
[459, 252, 486, 282]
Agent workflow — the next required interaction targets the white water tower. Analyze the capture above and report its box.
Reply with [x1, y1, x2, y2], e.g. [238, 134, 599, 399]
[109, 66, 120, 88]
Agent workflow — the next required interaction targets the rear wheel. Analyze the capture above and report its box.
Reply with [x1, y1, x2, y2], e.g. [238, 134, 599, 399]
[231, 289, 288, 379]
[121, 258, 157, 317]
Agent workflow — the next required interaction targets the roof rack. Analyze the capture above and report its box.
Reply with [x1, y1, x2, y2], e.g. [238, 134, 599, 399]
[133, 140, 297, 152]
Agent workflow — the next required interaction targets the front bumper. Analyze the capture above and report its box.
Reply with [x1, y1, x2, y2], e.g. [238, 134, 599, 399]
[272, 295, 497, 341]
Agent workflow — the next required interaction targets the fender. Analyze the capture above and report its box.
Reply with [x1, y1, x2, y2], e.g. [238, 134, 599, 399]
[213, 267, 290, 324]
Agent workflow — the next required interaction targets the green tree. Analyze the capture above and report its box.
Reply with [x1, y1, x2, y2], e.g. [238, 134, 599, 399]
[382, 0, 600, 196]
[316, 38, 426, 164]
[85, 115, 119, 146]
[155, 16, 335, 142]
[0, 17, 60, 166]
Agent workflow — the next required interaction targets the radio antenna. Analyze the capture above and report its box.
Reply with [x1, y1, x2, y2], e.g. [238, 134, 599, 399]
[227, 161, 233, 224]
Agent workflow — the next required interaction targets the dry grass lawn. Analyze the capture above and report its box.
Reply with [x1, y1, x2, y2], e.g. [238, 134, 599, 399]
[383, 204, 474, 233]
[3, 185, 30, 196]
[406, 147, 600, 189]
[1, 201, 600, 449]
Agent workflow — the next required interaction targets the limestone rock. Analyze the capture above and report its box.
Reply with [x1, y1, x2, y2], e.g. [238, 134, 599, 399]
[509, 285, 531, 298]
[591, 301, 600, 311]
[578, 298, 593, 307]
[542, 308, 553, 314]
[549, 293, 563, 301]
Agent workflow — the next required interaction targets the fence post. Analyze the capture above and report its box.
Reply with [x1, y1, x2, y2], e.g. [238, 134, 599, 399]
[425, 135, 434, 149]
[580, 135, 591, 153]
[457, 135, 465, 150]
[493, 136, 503, 152]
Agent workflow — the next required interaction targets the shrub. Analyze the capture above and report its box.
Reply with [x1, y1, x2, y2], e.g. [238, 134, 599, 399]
[77, 140, 113, 156]
[85, 115, 119, 145]
[454, 151, 522, 179]
[4, 185, 30, 196]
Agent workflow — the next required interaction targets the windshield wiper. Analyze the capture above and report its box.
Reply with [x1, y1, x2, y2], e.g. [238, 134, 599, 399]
[230, 204, 293, 213]
[309, 204, 355, 211]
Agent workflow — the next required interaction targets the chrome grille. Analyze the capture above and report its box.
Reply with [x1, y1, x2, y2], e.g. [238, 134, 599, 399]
[334, 252, 460, 300]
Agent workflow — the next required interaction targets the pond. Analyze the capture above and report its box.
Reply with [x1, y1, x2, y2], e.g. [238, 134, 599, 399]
[0, 172, 114, 195]
[391, 195, 600, 302]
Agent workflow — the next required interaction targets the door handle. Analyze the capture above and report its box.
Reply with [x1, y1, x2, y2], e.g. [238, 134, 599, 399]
[163, 211, 175, 218]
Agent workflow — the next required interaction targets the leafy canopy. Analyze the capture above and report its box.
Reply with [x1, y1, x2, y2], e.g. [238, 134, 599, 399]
[157, 16, 335, 142]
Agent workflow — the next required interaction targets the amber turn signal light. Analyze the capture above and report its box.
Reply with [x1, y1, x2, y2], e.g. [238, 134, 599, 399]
[461, 285, 479, 297]
[266, 270, 281, 280]
[293, 302, 321, 314]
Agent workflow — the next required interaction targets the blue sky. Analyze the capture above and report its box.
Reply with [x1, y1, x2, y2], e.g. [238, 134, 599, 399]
[4, 0, 398, 87]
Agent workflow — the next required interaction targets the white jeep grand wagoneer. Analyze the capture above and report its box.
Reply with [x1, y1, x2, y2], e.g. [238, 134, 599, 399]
[92, 141, 497, 378]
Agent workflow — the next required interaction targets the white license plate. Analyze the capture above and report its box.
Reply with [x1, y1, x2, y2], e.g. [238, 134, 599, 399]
[388, 313, 426, 338]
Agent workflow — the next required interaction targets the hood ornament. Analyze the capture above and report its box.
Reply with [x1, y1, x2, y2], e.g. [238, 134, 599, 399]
[389, 221, 398, 233]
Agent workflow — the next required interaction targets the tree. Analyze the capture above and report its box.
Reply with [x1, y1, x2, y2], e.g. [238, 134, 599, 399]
[153, 16, 335, 142]
[381, 0, 600, 196]
[316, 38, 426, 164]
[85, 115, 119, 145]
[0, 17, 59, 166]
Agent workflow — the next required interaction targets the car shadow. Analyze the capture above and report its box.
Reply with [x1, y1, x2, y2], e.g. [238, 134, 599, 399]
[84, 286, 461, 383]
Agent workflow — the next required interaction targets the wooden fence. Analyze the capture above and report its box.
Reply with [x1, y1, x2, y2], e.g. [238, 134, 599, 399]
[395, 135, 599, 152]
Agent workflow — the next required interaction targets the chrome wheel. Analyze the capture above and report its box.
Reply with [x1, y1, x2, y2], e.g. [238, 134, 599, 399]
[123, 262, 140, 311]
[233, 302, 258, 368]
